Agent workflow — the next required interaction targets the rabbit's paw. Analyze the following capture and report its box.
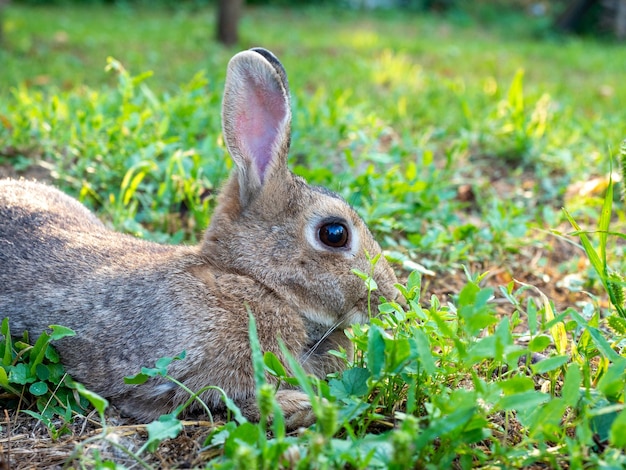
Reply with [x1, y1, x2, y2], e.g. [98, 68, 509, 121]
[275, 389, 316, 430]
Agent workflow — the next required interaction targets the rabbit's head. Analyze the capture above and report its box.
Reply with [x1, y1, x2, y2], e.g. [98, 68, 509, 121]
[203, 48, 397, 336]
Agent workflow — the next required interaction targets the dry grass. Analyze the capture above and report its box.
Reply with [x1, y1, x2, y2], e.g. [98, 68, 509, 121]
[1, 408, 221, 469]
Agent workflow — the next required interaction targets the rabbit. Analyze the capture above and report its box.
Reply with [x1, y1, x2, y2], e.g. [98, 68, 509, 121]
[0, 48, 398, 429]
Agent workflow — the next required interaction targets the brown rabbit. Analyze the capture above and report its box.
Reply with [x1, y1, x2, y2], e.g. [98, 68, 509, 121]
[0, 48, 398, 429]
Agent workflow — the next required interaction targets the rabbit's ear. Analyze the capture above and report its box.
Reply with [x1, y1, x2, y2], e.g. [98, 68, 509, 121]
[222, 48, 291, 206]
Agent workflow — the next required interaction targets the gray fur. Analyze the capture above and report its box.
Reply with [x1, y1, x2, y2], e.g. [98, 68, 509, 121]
[0, 48, 397, 429]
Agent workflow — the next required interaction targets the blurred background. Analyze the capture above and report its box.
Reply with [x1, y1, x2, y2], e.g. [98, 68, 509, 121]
[1, 1, 625, 88]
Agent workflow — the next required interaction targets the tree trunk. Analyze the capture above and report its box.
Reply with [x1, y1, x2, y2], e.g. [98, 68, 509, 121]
[554, 0, 596, 33]
[616, 0, 626, 39]
[217, 0, 243, 46]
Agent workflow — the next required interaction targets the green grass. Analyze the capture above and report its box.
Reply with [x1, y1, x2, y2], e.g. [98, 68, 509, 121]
[1, 2, 626, 468]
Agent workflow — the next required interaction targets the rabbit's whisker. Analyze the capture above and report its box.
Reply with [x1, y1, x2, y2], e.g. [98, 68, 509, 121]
[301, 319, 343, 365]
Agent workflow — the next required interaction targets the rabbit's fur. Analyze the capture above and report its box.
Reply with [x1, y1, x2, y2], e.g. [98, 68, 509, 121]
[0, 48, 397, 429]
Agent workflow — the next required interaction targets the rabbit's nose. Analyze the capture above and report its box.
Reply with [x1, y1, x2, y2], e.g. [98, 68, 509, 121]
[383, 283, 404, 306]
[374, 265, 400, 302]
[394, 291, 408, 308]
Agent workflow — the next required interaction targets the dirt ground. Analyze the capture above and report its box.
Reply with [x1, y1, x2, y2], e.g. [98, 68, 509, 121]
[1, 408, 221, 469]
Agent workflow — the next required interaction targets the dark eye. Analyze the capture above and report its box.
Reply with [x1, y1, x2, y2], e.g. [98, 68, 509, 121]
[319, 223, 349, 248]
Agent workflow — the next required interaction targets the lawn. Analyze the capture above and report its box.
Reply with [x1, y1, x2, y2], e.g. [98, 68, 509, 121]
[1, 2, 626, 468]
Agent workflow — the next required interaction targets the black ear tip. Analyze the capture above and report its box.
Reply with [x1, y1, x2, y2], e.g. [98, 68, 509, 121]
[250, 47, 288, 88]
[250, 47, 279, 65]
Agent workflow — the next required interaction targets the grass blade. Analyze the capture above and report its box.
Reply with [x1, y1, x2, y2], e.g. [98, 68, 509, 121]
[598, 174, 613, 269]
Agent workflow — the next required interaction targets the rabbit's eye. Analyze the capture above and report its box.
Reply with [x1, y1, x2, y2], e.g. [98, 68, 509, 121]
[319, 223, 349, 248]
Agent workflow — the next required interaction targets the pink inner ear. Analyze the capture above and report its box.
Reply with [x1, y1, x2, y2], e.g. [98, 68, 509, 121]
[235, 74, 287, 182]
